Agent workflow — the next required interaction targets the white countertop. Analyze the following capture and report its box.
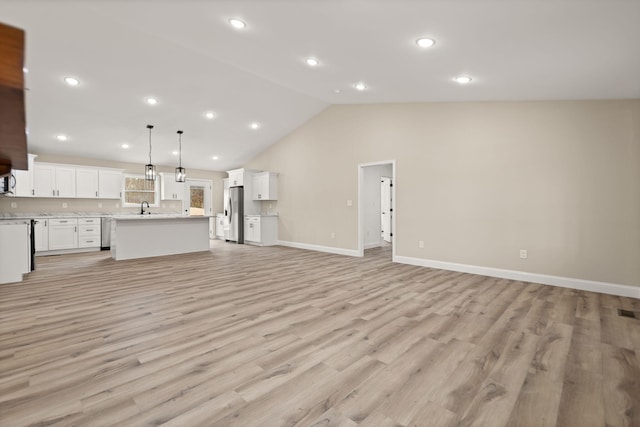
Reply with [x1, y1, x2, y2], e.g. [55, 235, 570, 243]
[113, 214, 208, 220]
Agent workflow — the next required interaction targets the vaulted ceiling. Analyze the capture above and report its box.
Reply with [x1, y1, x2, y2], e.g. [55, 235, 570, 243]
[2, 0, 639, 171]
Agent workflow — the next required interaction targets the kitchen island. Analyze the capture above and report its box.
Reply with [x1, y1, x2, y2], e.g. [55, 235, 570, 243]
[110, 215, 210, 260]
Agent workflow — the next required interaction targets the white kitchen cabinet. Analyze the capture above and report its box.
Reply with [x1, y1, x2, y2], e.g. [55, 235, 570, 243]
[11, 154, 37, 197]
[215, 213, 225, 239]
[48, 218, 78, 250]
[244, 215, 277, 246]
[227, 169, 244, 187]
[34, 219, 49, 252]
[0, 222, 30, 284]
[98, 169, 123, 199]
[76, 168, 99, 198]
[33, 163, 76, 198]
[252, 172, 278, 200]
[78, 218, 101, 248]
[160, 173, 185, 200]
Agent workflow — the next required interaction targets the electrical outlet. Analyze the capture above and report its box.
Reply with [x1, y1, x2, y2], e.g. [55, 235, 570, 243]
[346, 200, 353, 207]
[331, 232, 336, 239]
[10, 202, 17, 209]
[97, 203, 103, 209]
[62, 202, 68, 208]
[520, 249, 528, 259]
[419, 240, 424, 248]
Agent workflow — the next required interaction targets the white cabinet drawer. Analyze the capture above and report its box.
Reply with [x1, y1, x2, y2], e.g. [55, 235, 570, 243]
[78, 237, 100, 248]
[79, 224, 100, 236]
[79, 218, 100, 225]
[49, 218, 78, 226]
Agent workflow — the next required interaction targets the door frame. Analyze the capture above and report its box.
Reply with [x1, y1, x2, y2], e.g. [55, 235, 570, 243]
[182, 178, 213, 217]
[357, 160, 396, 260]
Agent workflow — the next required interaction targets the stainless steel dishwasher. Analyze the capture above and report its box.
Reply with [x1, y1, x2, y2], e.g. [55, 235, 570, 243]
[100, 217, 112, 250]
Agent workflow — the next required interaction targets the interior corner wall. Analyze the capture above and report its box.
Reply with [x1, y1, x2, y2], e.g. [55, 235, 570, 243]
[245, 100, 640, 287]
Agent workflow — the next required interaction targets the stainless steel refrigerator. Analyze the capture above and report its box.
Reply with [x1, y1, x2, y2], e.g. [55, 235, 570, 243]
[225, 186, 244, 243]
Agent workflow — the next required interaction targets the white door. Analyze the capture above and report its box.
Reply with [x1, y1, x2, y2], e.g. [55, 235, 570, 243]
[183, 179, 213, 216]
[381, 177, 392, 243]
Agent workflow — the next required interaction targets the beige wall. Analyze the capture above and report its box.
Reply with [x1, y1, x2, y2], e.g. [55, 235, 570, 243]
[0, 154, 226, 215]
[246, 100, 640, 287]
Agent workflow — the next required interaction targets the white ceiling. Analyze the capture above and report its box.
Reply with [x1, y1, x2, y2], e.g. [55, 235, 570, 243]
[2, 0, 639, 172]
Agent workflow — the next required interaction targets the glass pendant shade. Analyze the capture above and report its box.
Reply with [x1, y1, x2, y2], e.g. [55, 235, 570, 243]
[145, 124, 156, 181]
[145, 163, 157, 181]
[175, 166, 186, 182]
[175, 130, 186, 182]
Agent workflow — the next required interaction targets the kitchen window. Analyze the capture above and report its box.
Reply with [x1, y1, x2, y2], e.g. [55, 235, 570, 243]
[122, 174, 159, 207]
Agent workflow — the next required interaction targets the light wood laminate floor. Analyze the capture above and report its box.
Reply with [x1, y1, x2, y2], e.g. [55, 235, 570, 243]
[1, 241, 639, 427]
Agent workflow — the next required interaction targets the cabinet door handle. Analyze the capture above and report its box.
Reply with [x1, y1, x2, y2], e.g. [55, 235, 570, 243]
[74, 226, 77, 232]
[32, 189, 34, 196]
[57, 190, 60, 196]
[45, 220, 47, 226]
[86, 229, 93, 232]
[52, 189, 55, 196]
[60, 220, 68, 223]
[96, 191, 98, 197]
[86, 240, 94, 243]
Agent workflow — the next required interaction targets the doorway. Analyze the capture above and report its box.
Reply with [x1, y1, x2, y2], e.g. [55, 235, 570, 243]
[182, 179, 213, 217]
[358, 161, 395, 260]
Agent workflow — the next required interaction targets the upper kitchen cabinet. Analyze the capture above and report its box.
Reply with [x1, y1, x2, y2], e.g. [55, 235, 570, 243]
[10, 153, 36, 197]
[252, 172, 278, 201]
[227, 169, 245, 187]
[98, 169, 123, 199]
[75, 167, 99, 198]
[33, 163, 76, 198]
[160, 173, 184, 200]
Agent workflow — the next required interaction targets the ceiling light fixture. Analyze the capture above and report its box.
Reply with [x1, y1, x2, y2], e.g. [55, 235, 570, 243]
[212, 156, 219, 160]
[64, 77, 80, 86]
[416, 38, 435, 48]
[455, 76, 472, 84]
[145, 97, 158, 105]
[204, 111, 216, 119]
[175, 130, 186, 182]
[121, 143, 130, 149]
[145, 124, 156, 181]
[229, 18, 246, 29]
[354, 82, 367, 91]
[333, 89, 342, 94]
[56, 134, 68, 141]
[305, 58, 319, 67]
[250, 122, 260, 130]
[23, 67, 28, 74]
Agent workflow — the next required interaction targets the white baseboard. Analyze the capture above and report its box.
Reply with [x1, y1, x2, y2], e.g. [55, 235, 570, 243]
[277, 240, 360, 257]
[394, 255, 640, 299]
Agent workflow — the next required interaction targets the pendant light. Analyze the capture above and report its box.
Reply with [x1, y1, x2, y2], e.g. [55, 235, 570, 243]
[144, 124, 156, 181]
[175, 130, 186, 182]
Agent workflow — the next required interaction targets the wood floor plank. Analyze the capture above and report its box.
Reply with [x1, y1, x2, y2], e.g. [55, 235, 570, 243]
[0, 242, 637, 426]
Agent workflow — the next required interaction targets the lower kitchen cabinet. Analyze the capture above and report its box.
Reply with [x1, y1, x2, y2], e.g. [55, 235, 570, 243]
[35, 217, 102, 253]
[34, 219, 49, 252]
[215, 214, 225, 239]
[48, 218, 78, 250]
[244, 215, 277, 246]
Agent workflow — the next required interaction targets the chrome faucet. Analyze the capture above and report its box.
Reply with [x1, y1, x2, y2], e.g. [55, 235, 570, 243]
[140, 201, 150, 215]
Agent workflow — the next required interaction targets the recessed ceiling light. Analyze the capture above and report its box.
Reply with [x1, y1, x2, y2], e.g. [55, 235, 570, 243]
[229, 18, 246, 29]
[64, 77, 80, 86]
[212, 156, 219, 160]
[121, 143, 129, 149]
[333, 89, 342, 94]
[172, 150, 179, 156]
[204, 112, 216, 119]
[354, 82, 367, 91]
[145, 97, 158, 105]
[56, 134, 68, 141]
[416, 38, 436, 48]
[305, 58, 319, 67]
[454, 76, 472, 84]
[250, 122, 260, 130]
[23, 67, 28, 74]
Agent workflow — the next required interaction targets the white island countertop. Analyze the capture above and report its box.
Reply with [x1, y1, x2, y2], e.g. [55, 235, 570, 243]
[111, 216, 210, 260]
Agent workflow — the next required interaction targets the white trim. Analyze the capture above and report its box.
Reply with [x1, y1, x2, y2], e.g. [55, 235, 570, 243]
[394, 255, 640, 299]
[277, 240, 360, 257]
[358, 160, 396, 259]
